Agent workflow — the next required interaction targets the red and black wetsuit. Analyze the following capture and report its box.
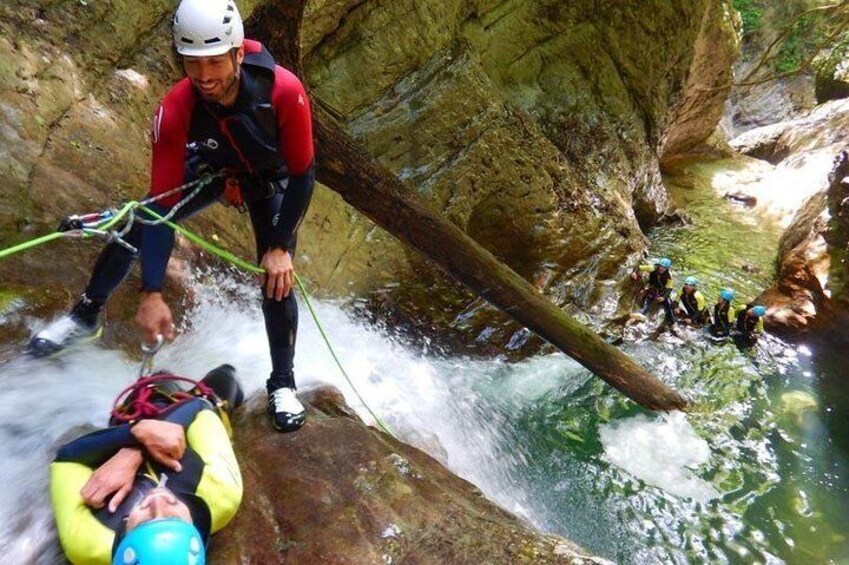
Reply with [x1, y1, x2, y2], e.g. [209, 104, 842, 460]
[81, 40, 313, 391]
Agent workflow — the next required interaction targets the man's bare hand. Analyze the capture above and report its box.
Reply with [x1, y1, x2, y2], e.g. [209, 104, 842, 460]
[260, 248, 294, 301]
[135, 292, 175, 344]
[81, 447, 143, 512]
[131, 420, 185, 472]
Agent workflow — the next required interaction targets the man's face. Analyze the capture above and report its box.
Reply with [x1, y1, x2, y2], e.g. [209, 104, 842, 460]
[126, 487, 193, 531]
[182, 47, 244, 103]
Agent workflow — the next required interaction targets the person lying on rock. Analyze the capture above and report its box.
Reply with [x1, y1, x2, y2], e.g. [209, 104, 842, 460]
[673, 276, 710, 326]
[733, 304, 766, 348]
[709, 288, 736, 338]
[29, 0, 312, 433]
[630, 257, 675, 326]
[50, 364, 244, 565]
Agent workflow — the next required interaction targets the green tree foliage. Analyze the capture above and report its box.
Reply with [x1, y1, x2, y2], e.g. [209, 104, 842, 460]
[732, 0, 764, 35]
[735, 0, 849, 86]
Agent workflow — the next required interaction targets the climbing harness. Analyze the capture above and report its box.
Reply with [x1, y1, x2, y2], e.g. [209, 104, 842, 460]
[1, 172, 393, 436]
[111, 372, 215, 424]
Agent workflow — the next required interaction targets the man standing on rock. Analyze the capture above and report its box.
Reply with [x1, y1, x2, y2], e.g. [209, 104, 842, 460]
[29, 0, 314, 432]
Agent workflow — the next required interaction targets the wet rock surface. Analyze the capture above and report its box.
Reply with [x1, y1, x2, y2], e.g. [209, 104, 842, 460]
[214, 385, 609, 564]
[761, 151, 849, 343]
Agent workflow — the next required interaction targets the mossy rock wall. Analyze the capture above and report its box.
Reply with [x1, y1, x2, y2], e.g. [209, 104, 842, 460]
[0, 0, 737, 350]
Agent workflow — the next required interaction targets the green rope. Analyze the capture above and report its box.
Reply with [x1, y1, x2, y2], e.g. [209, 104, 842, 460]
[0, 231, 66, 260]
[0, 201, 138, 261]
[0, 201, 393, 436]
[137, 205, 394, 436]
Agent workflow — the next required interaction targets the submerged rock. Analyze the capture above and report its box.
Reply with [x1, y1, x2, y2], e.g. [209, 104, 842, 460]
[213, 385, 609, 564]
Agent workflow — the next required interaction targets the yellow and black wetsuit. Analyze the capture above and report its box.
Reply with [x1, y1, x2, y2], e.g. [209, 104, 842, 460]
[679, 288, 709, 324]
[50, 370, 243, 565]
[637, 265, 674, 323]
[710, 301, 736, 337]
[734, 309, 765, 348]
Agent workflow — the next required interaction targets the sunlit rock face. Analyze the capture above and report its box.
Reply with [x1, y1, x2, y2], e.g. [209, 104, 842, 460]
[722, 2, 821, 137]
[760, 149, 849, 342]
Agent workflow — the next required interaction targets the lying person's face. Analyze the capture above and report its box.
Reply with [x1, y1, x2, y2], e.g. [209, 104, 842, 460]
[126, 487, 193, 531]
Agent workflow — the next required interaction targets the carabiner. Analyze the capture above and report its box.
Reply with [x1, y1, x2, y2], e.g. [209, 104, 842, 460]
[139, 334, 165, 378]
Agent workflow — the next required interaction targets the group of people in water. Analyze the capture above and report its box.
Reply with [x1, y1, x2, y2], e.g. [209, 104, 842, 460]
[630, 257, 767, 348]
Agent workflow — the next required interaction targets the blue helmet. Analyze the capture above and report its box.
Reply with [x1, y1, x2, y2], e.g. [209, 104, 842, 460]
[720, 289, 734, 302]
[113, 519, 205, 565]
[752, 305, 766, 317]
[656, 258, 672, 269]
[684, 276, 698, 286]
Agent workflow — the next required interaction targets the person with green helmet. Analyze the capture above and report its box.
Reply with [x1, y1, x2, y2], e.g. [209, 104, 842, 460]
[50, 365, 244, 564]
[673, 276, 709, 326]
[709, 288, 736, 338]
[630, 257, 674, 325]
[733, 303, 767, 347]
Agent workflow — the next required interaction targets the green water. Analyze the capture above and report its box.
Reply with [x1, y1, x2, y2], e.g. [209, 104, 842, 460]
[474, 159, 849, 564]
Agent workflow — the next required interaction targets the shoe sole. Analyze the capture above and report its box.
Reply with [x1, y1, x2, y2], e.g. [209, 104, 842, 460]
[28, 326, 103, 359]
[270, 413, 306, 433]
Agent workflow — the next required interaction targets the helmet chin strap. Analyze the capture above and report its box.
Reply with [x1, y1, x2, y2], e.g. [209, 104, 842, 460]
[220, 50, 241, 100]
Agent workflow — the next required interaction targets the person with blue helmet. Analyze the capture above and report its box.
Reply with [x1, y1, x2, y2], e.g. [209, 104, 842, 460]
[673, 276, 709, 326]
[50, 364, 244, 564]
[734, 303, 767, 347]
[630, 257, 674, 326]
[709, 288, 736, 338]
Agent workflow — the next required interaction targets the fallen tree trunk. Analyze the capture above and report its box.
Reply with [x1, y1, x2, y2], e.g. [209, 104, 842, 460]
[250, 1, 688, 411]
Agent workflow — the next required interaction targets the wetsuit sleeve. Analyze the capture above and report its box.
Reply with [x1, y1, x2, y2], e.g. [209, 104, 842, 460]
[756, 318, 764, 334]
[637, 264, 653, 273]
[268, 66, 315, 250]
[695, 291, 706, 312]
[158, 397, 209, 429]
[727, 306, 736, 324]
[185, 409, 243, 532]
[141, 83, 193, 291]
[51, 461, 116, 565]
[53, 425, 137, 468]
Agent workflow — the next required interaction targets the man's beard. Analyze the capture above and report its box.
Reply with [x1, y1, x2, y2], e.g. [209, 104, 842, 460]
[198, 70, 240, 103]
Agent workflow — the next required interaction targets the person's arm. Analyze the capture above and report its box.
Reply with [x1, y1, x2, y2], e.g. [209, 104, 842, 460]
[51, 433, 126, 564]
[756, 317, 764, 335]
[268, 66, 315, 252]
[184, 407, 243, 533]
[695, 291, 706, 312]
[140, 82, 194, 293]
[54, 425, 138, 468]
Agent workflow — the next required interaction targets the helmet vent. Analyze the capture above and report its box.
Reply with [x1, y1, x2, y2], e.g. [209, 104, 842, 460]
[203, 37, 221, 44]
[223, 16, 232, 24]
[180, 37, 195, 44]
[226, 4, 235, 11]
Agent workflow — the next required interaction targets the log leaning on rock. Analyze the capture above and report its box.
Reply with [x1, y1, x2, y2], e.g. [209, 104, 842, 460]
[250, 0, 688, 412]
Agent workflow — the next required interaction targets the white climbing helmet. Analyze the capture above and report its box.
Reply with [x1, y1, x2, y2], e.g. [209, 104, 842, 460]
[172, 0, 244, 57]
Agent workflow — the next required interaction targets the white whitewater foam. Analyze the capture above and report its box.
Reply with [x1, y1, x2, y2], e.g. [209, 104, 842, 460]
[599, 412, 718, 502]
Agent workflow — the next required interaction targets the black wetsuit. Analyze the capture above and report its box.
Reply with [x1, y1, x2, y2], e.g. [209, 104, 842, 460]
[710, 301, 734, 337]
[74, 40, 313, 393]
[640, 268, 674, 324]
